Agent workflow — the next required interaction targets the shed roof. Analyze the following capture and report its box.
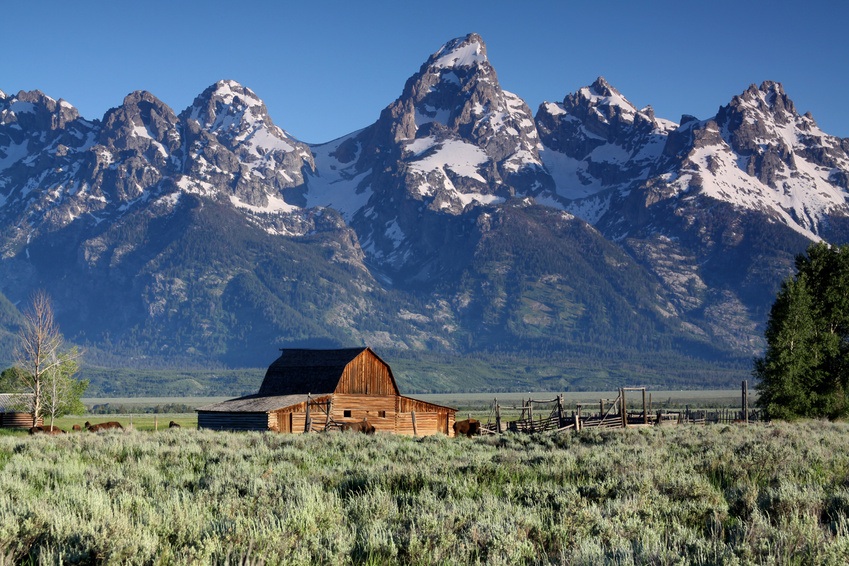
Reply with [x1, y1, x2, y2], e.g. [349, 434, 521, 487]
[258, 347, 372, 396]
[197, 393, 330, 413]
[0, 393, 32, 412]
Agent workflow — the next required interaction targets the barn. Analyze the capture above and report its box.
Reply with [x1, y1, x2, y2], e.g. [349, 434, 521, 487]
[197, 348, 456, 436]
[0, 393, 38, 428]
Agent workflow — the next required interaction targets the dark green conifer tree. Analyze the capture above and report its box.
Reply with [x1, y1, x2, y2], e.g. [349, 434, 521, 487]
[755, 242, 849, 419]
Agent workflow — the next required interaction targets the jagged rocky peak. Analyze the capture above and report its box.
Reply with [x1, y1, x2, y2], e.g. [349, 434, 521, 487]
[536, 77, 676, 171]
[738, 81, 796, 118]
[0, 89, 81, 131]
[386, 33, 498, 142]
[715, 81, 801, 153]
[382, 33, 549, 194]
[428, 32, 489, 70]
[102, 90, 176, 133]
[561, 77, 661, 134]
[177, 80, 314, 209]
[99, 90, 181, 155]
[182, 80, 274, 136]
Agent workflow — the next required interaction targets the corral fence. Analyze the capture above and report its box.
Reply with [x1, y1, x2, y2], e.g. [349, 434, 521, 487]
[481, 381, 760, 435]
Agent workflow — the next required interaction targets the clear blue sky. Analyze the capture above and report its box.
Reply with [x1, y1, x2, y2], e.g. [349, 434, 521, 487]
[4, 0, 847, 144]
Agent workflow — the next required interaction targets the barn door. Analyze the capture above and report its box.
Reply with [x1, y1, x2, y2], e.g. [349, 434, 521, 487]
[438, 412, 447, 435]
[277, 411, 292, 433]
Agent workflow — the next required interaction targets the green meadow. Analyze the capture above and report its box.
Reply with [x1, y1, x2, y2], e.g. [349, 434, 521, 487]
[2, 420, 848, 565]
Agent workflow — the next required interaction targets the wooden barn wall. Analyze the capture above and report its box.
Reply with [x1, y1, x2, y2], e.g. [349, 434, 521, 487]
[331, 394, 396, 421]
[272, 397, 332, 433]
[262, 393, 454, 436]
[0, 413, 40, 428]
[290, 411, 330, 433]
[399, 397, 455, 436]
[334, 351, 397, 396]
[198, 412, 270, 431]
[396, 412, 441, 436]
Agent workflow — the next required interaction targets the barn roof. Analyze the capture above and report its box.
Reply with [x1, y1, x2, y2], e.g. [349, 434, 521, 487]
[0, 393, 32, 412]
[258, 347, 376, 396]
[197, 393, 330, 413]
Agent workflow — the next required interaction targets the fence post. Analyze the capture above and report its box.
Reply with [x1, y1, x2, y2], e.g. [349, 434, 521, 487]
[742, 380, 749, 425]
[304, 393, 312, 433]
[621, 388, 627, 428]
[495, 400, 502, 434]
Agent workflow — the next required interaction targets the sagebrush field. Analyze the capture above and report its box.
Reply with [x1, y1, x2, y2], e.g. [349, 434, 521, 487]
[2, 422, 848, 565]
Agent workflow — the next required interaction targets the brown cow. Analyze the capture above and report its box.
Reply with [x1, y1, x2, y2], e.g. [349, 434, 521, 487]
[72, 424, 82, 431]
[28, 425, 65, 435]
[341, 419, 375, 434]
[453, 419, 480, 438]
[87, 421, 124, 432]
[168, 421, 181, 428]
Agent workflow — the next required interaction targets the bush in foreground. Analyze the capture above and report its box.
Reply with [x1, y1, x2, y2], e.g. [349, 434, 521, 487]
[1, 423, 848, 564]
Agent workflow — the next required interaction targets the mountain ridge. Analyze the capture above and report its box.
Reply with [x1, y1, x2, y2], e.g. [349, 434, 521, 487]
[1, 33, 848, 392]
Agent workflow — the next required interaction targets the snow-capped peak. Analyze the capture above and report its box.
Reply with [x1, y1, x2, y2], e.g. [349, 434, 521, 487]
[207, 80, 264, 109]
[183, 80, 271, 134]
[429, 33, 488, 70]
[576, 77, 640, 123]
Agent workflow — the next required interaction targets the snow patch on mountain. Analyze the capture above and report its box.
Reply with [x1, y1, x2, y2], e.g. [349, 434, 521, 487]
[407, 138, 488, 183]
[229, 193, 298, 214]
[432, 36, 486, 69]
[306, 134, 374, 220]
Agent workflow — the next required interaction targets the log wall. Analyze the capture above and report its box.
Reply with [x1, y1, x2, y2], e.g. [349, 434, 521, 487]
[0, 413, 41, 428]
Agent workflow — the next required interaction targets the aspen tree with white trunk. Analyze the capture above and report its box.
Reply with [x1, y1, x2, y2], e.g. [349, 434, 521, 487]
[14, 292, 85, 427]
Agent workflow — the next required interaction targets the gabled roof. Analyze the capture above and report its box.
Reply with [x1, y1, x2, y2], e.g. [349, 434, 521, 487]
[258, 347, 372, 396]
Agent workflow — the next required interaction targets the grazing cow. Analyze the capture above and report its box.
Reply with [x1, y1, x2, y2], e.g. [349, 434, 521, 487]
[341, 419, 375, 434]
[453, 419, 480, 438]
[28, 425, 65, 435]
[87, 421, 124, 432]
[72, 424, 82, 431]
[168, 421, 181, 428]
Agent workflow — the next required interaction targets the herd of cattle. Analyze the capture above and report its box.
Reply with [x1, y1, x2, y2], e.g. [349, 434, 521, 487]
[27, 420, 182, 434]
[25, 417, 483, 436]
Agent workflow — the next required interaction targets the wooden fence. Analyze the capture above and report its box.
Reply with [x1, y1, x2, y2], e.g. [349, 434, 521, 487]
[481, 381, 760, 435]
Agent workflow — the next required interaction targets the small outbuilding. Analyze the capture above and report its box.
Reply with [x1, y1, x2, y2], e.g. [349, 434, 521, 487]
[197, 347, 456, 436]
[0, 393, 38, 428]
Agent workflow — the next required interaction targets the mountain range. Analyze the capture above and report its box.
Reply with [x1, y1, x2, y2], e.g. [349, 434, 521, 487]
[1, 33, 847, 393]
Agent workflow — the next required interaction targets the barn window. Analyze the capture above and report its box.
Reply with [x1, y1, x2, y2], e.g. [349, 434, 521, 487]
[378, 410, 386, 418]
[344, 410, 351, 418]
